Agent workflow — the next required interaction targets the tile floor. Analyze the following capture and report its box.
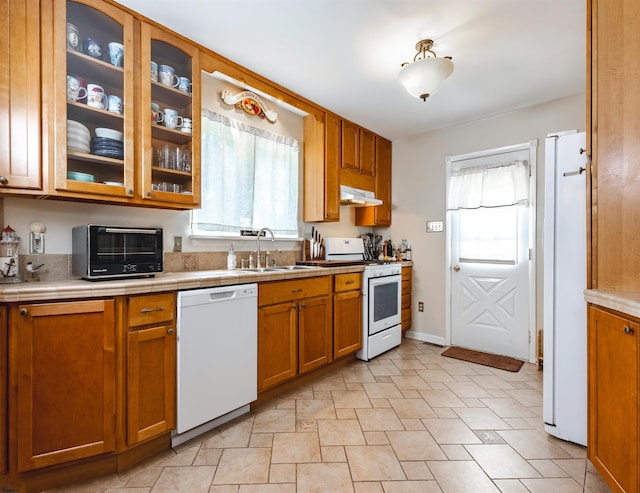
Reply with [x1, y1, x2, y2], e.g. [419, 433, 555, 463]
[47, 339, 612, 492]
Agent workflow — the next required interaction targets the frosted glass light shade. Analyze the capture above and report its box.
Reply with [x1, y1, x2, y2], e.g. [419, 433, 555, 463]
[398, 56, 454, 101]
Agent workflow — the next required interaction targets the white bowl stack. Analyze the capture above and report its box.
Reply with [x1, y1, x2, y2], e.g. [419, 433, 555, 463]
[67, 120, 91, 153]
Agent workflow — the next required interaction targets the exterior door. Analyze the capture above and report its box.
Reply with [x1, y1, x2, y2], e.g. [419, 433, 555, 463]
[447, 143, 535, 361]
[450, 206, 530, 359]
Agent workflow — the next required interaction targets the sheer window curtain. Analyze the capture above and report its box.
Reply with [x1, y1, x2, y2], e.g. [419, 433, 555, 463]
[447, 160, 529, 210]
[192, 110, 299, 236]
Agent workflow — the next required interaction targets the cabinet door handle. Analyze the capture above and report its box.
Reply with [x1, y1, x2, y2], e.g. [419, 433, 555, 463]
[345, 280, 354, 285]
[0, 176, 8, 185]
[167, 328, 174, 335]
[300, 303, 306, 308]
[291, 288, 303, 293]
[624, 325, 635, 335]
[140, 306, 164, 313]
[19, 308, 27, 316]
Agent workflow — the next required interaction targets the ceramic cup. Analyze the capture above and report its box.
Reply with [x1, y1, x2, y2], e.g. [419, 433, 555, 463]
[151, 102, 162, 124]
[150, 61, 158, 82]
[86, 83, 107, 109]
[163, 108, 182, 130]
[66, 75, 87, 102]
[107, 94, 123, 114]
[66, 23, 80, 52]
[177, 76, 191, 93]
[107, 42, 124, 68]
[82, 38, 102, 59]
[158, 64, 179, 87]
[180, 117, 192, 134]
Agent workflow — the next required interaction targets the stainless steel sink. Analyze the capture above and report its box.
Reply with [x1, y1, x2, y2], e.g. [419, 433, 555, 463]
[272, 265, 319, 271]
[239, 265, 319, 273]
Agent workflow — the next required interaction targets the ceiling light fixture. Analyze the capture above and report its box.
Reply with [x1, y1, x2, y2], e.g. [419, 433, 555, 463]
[398, 39, 453, 101]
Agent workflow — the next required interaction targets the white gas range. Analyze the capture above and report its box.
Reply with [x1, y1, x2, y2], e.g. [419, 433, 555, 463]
[321, 237, 403, 361]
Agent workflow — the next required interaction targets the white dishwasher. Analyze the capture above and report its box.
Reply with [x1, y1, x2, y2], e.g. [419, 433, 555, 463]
[172, 283, 257, 447]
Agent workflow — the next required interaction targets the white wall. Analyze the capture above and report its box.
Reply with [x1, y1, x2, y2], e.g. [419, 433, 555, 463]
[382, 93, 586, 344]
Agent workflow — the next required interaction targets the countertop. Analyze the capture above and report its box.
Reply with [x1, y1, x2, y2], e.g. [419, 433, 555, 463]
[584, 289, 640, 319]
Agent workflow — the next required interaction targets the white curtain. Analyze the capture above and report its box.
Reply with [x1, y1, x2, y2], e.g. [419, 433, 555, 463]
[192, 110, 299, 236]
[447, 160, 529, 210]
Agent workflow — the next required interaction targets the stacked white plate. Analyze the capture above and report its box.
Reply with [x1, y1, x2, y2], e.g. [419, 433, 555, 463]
[67, 120, 91, 153]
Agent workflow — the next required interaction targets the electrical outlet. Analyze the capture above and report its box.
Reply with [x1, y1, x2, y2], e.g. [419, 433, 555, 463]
[426, 221, 443, 232]
[418, 301, 424, 312]
[173, 236, 182, 252]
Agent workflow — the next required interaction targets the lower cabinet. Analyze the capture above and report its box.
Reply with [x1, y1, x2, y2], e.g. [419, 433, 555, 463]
[1, 293, 177, 491]
[12, 299, 116, 472]
[333, 273, 362, 359]
[258, 277, 331, 391]
[125, 293, 176, 446]
[588, 304, 639, 493]
[401, 266, 412, 331]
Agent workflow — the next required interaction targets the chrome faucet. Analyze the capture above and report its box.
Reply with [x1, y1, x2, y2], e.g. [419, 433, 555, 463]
[256, 228, 275, 269]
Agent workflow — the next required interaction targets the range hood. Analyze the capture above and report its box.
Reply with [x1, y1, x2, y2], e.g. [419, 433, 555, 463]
[339, 185, 382, 207]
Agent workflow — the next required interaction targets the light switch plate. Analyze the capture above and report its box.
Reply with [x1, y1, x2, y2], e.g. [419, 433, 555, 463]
[173, 236, 182, 252]
[426, 221, 443, 232]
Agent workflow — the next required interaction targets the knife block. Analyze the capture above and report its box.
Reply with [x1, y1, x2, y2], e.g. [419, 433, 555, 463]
[302, 239, 324, 261]
[303, 239, 311, 261]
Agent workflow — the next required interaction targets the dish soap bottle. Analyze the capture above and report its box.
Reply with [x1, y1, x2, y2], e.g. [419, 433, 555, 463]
[227, 243, 236, 270]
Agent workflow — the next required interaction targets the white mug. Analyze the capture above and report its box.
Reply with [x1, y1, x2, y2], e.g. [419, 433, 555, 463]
[86, 83, 106, 109]
[158, 64, 179, 87]
[180, 117, 192, 133]
[163, 108, 183, 129]
[177, 76, 191, 93]
[67, 75, 87, 102]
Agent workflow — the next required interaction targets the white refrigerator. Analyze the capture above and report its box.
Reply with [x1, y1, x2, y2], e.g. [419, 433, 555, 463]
[542, 130, 587, 446]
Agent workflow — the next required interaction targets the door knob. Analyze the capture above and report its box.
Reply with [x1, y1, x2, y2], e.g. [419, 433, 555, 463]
[453, 265, 460, 272]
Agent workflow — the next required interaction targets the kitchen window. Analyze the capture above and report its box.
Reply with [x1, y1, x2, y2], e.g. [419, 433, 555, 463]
[191, 110, 299, 237]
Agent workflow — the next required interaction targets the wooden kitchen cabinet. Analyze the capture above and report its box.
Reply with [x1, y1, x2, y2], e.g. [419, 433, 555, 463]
[258, 277, 331, 391]
[588, 305, 639, 493]
[139, 21, 201, 207]
[588, 0, 640, 292]
[40, 0, 200, 208]
[358, 127, 376, 178]
[341, 120, 375, 192]
[333, 273, 362, 359]
[356, 135, 392, 226]
[401, 266, 412, 331]
[125, 293, 176, 446]
[298, 295, 332, 374]
[303, 111, 340, 222]
[11, 299, 116, 472]
[0, 0, 42, 193]
[46, 0, 136, 200]
[341, 120, 359, 173]
[587, 2, 640, 491]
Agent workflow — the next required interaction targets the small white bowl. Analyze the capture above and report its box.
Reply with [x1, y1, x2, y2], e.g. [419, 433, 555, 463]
[95, 128, 123, 141]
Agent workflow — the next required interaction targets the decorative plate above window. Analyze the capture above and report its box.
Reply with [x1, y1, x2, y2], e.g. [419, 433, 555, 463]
[220, 89, 277, 123]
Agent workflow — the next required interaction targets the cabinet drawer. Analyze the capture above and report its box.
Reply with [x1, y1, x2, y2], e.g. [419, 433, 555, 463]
[259, 276, 330, 306]
[402, 281, 411, 297]
[128, 293, 175, 327]
[402, 308, 411, 329]
[402, 267, 412, 281]
[402, 293, 411, 310]
[334, 273, 362, 292]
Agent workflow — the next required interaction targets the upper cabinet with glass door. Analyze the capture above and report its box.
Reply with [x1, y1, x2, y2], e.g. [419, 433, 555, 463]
[48, 0, 135, 200]
[139, 23, 200, 207]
